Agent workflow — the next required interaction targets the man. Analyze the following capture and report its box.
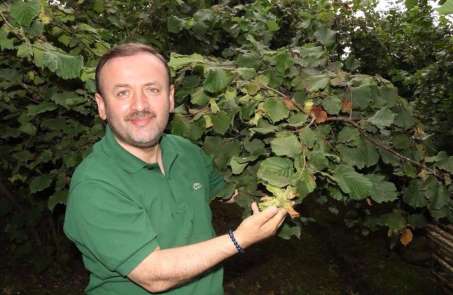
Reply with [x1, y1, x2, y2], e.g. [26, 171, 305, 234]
[64, 43, 287, 295]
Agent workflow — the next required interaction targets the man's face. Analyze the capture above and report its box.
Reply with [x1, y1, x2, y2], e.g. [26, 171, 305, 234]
[95, 53, 174, 150]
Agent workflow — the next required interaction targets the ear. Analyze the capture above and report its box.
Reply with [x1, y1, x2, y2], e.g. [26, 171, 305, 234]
[169, 84, 175, 113]
[95, 93, 107, 121]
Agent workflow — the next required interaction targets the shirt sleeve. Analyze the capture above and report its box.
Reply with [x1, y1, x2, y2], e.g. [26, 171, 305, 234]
[200, 150, 225, 201]
[63, 180, 159, 276]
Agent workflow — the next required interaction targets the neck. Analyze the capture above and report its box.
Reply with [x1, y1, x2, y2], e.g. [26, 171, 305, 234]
[115, 137, 165, 174]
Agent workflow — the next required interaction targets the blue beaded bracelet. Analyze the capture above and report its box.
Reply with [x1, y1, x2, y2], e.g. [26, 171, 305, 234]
[228, 229, 245, 254]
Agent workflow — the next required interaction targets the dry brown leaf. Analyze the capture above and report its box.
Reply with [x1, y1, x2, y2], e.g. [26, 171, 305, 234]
[282, 96, 297, 110]
[311, 106, 328, 123]
[341, 99, 352, 113]
[286, 206, 300, 219]
[400, 228, 413, 247]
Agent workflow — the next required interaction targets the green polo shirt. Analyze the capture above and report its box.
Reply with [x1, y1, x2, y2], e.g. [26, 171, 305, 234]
[64, 126, 224, 295]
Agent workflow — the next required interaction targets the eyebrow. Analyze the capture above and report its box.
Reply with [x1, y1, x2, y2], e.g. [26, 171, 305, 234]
[112, 82, 162, 89]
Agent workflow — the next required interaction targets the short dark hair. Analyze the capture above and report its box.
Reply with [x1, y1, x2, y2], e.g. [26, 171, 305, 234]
[95, 43, 171, 95]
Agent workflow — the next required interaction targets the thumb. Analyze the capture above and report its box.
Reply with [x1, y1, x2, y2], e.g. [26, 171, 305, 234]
[251, 202, 260, 215]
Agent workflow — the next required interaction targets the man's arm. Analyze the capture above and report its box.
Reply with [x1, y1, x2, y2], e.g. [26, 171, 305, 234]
[128, 203, 287, 293]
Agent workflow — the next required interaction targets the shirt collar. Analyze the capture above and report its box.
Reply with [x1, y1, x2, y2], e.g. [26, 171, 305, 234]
[101, 125, 178, 174]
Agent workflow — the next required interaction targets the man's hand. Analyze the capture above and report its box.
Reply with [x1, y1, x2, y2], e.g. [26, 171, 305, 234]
[128, 202, 287, 293]
[233, 202, 287, 249]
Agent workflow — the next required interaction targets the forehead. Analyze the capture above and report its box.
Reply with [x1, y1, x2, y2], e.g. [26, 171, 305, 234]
[100, 52, 169, 87]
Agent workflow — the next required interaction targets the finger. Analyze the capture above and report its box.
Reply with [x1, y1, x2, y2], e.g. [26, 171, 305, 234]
[251, 202, 260, 215]
[254, 206, 279, 224]
[268, 209, 288, 229]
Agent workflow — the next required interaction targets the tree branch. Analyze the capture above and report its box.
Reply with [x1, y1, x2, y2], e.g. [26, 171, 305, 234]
[327, 116, 442, 178]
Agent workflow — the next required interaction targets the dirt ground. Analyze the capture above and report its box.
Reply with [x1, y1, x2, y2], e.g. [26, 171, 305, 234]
[0, 199, 444, 295]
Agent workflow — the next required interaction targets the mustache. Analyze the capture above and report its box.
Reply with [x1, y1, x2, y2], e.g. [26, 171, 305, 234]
[125, 110, 155, 121]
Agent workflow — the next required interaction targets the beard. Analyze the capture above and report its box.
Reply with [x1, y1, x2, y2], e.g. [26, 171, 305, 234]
[107, 110, 168, 149]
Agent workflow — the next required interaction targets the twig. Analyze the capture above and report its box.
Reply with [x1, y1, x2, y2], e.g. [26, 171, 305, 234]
[260, 84, 306, 111]
[326, 116, 441, 178]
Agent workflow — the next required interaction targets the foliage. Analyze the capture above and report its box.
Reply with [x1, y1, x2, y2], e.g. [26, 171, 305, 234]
[0, 0, 452, 263]
[337, 0, 453, 152]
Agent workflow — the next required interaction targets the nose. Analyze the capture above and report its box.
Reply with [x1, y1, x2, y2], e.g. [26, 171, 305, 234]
[132, 89, 149, 111]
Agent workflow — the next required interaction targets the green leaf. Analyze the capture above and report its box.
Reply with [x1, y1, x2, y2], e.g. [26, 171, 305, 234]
[19, 122, 37, 135]
[271, 133, 301, 158]
[368, 107, 396, 129]
[275, 51, 293, 73]
[333, 165, 373, 200]
[314, 26, 336, 47]
[0, 27, 15, 50]
[266, 19, 280, 32]
[10, 0, 40, 28]
[229, 156, 248, 175]
[337, 127, 360, 146]
[287, 112, 308, 127]
[299, 45, 327, 68]
[438, 0, 453, 14]
[244, 138, 266, 156]
[308, 151, 329, 171]
[299, 128, 317, 148]
[405, 0, 418, 10]
[203, 68, 233, 93]
[169, 53, 205, 70]
[27, 101, 57, 117]
[236, 53, 261, 68]
[322, 95, 341, 115]
[338, 139, 379, 169]
[437, 156, 453, 173]
[366, 210, 406, 231]
[393, 107, 415, 129]
[236, 67, 256, 80]
[211, 111, 231, 135]
[425, 178, 449, 210]
[167, 16, 185, 33]
[50, 92, 86, 108]
[257, 157, 294, 187]
[92, 0, 105, 13]
[16, 42, 33, 57]
[407, 214, 428, 229]
[250, 120, 279, 135]
[303, 73, 330, 92]
[366, 174, 398, 203]
[192, 9, 215, 34]
[170, 114, 204, 141]
[33, 45, 83, 79]
[403, 180, 427, 208]
[278, 223, 301, 240]
[262, 98, 289, 123]
[296, 170, 316, 200]
[351, 85, 374, 109]
[203, 137, 241, 170]
[48, 190, 68, 211]
[190, 87, 210, 106]
[30, 175, 52, 193]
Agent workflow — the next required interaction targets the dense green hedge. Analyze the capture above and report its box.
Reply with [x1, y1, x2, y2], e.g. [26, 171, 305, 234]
[0, 0, 452, 261]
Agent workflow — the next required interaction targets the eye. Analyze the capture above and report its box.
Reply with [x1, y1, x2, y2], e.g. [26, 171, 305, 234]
[116, 89, 129, 98]
[145, 86, 160, 94]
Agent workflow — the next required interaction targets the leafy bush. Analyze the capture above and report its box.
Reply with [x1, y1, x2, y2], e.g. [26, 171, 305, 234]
[0, 0, 452, 261]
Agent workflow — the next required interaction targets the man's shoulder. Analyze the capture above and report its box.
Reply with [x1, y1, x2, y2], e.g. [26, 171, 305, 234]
[70, 141, 116, 187]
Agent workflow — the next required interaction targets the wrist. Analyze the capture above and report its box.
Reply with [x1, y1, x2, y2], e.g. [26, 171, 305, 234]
[228, 229, 245, 254]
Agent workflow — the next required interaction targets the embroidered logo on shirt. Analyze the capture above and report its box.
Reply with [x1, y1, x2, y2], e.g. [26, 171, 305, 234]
[192, 182, 203, 191]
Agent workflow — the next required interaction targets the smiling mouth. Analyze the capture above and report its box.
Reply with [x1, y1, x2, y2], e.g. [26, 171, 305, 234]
[126, 111, 155, 127]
